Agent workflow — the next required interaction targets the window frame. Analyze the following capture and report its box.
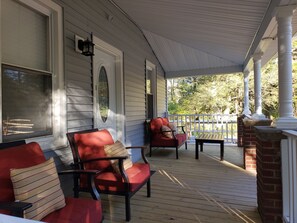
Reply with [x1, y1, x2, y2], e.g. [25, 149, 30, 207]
[145, 60, 157, 119]
[0, 0, 66, 149]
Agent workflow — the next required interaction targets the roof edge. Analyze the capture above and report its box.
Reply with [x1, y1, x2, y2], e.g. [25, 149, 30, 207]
[165, 65, 243, 79]
[243, 0, 282, 69]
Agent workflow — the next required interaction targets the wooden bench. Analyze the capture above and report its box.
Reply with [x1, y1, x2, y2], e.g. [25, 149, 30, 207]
[195, 133, 225, 160]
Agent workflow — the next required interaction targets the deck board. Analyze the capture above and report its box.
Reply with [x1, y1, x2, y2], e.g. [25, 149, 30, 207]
[83, 144, 261, 223]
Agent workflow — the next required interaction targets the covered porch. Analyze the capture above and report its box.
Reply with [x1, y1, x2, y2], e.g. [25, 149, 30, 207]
[95, 144, 260, 222]
[1, 0, 297, 222]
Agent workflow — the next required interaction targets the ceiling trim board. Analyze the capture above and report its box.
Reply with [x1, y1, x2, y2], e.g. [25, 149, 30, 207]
[165, 65, 243, 79]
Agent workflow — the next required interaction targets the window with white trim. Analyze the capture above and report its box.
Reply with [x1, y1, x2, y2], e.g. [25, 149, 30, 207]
[0, 0, 65, 147]
[146, 60, 156, 119]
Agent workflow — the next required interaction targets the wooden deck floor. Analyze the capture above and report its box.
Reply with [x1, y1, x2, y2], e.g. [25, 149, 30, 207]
[94, 144, 261, 222]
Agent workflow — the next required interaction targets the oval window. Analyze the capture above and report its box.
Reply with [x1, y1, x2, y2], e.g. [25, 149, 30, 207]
[98, 66, 109, 122]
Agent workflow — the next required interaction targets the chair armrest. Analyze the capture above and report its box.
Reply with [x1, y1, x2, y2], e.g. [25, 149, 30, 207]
[160, 129, 179, 140]
[125, 146, 149, 164]
[117, 158, 129, 184]
[0, 201, 32, 217]
[176, 125, 186, 134]
[58, 169, 101, 176]
[58, 169, 101, 200]
[125, 146, 146, 150]
[77, 156, 128, 165]
[161, 130, 175, 133]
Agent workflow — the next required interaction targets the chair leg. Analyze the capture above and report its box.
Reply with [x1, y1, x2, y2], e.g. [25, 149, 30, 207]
[176, 147, 179, 159]
[185, 141, 188, 150]
[125, 194, 131, 221]
[73, 175, 79, 198]
[147, 179, 151, 197]
[150, 146, 152, 157]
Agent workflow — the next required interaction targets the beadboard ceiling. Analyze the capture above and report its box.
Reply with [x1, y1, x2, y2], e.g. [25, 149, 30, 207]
[112, 0, 297, 78]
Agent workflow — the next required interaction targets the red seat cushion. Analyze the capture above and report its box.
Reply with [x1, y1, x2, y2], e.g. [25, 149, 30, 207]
[150, 134, 185, 146]
[42, 197, 102, 223]
[176, 133, 187, 145]
[95, 163, 151, 193]
[0, 142, 46, 203]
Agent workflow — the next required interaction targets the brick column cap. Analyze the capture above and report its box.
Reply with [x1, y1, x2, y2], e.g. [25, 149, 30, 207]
[254, 126, 287, 141]
[243, 118, 272, 127]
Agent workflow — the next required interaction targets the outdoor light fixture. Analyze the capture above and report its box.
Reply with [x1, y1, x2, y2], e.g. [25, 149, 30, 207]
[78, 38, 94, 56]
[75, 35, 94, 56]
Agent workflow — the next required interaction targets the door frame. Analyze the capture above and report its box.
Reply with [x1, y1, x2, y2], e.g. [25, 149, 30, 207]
[93, 36, 125, 141]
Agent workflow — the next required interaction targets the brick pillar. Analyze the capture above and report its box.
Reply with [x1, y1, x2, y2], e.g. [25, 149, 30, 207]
[237, 115, 244, 147]
[254, 126, 286, 223]
[242, 119, 272, 171]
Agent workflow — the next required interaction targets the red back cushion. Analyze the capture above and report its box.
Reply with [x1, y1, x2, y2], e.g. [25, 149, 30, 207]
[150, 118, 163, 134]
[161, 117, 170, 126]
[74, 129, 114, 171]
[0, 142, 46, 202]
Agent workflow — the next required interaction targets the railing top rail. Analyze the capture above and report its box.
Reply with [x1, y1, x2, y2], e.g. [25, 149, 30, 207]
[167, 113, 238, 143]
[168, 114, 238, 116]
[282, 130, 297, 138]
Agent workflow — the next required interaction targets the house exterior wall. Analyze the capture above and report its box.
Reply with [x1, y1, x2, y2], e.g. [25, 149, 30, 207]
[157, 72, 167, 117]
[50, 0, 166, 164]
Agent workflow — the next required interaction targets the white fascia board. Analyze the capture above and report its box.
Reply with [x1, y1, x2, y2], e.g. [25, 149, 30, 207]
[243, 0, 282, 69]
[165, 65, 243, 79]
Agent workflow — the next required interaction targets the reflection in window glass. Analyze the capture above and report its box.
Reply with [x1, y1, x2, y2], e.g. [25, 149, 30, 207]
[2, 65, 52, 141]
[98, 66, 109, 122]
[146, 69, 152, 94]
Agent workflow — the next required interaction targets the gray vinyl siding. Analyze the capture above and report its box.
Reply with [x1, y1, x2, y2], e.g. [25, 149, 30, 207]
[50, 0, 165, 163]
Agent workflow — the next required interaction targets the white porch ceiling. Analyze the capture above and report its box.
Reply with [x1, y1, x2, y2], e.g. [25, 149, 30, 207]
[112, 0, 297, 78]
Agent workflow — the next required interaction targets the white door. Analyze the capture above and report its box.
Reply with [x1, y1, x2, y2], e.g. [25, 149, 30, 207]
[93, 42, 124, 141]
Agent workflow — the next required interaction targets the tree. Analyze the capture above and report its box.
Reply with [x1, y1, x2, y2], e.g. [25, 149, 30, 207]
[168, 74, 244, 115]
[168, 40, 297, 118]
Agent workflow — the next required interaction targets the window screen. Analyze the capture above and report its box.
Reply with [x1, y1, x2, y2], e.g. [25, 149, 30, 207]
[1, 0, 49, 71]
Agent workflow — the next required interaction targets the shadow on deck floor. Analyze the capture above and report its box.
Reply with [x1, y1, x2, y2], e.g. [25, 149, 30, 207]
[92, 144, 261, 223]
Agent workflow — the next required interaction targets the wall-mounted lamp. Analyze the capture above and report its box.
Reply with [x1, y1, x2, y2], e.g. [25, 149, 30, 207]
[75, 35, 94, 56]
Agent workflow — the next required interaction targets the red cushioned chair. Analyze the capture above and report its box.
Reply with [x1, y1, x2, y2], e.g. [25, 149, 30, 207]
[67, 129, 153, 222]
[149, 117, 187, 159]
[0, 141, 103, 223]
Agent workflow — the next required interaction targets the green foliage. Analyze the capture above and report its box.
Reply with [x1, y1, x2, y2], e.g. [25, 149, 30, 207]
[167, 40, 297, 118]
[168, 74, 244, 115]
[167, 102, 179, 114]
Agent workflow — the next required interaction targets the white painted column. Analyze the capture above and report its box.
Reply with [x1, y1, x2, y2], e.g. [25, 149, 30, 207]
[276, 6, 297, 129]
[243, 70, 251, 115]
[252, 53, 265, 119]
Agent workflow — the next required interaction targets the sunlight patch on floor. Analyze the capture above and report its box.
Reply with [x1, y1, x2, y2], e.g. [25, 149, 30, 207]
[202, 152, 257, 177]
[158, 167, 257, 223]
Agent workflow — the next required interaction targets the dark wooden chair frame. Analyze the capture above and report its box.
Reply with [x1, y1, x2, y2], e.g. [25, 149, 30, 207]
[67, 129, 153, 221]
[0, 140, 102, 222]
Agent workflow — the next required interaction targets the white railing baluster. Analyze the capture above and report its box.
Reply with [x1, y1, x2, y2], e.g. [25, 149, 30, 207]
[168, 113, 238, 144]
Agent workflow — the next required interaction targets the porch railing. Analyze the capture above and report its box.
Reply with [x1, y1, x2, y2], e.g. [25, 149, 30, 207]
[168, 114, 238, 144]
[281, 130, 297, 223]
